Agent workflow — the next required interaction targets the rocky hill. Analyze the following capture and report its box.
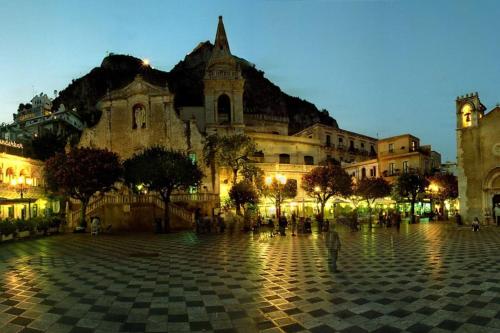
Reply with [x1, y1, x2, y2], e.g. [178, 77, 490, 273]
[52, 42, 338, 134]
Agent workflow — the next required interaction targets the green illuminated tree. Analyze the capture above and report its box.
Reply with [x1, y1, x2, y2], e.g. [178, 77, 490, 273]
[393, 173, 429, 223]
[261, 178, 297, 219]
[229, 181, 259, 215]
[123, 147, 203, 233]
[355, 177, 392, 228]
[203, 134, 256, 187]
[302, 165, 352, 222]
[427, 173, 458, 219]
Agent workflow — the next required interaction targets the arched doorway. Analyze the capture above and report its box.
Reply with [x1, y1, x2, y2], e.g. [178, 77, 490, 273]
[217, 94, 231, 124]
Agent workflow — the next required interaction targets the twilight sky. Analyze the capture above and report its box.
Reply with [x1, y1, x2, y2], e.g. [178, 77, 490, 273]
[1, 0, 499, 161]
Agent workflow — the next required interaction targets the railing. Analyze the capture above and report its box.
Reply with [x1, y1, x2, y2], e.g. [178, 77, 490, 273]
[170, 192, 219, 203]
[68, 193, 195, 225]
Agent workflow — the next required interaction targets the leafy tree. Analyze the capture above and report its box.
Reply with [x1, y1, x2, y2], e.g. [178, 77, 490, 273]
[45, 147, 122, 227]
[355, 177, 392, 227]
[123, 147, 203, 233]
[393, 173, 429, 223]
[427, 173, 458, 219]
[229, 181, 259, 215]
[302, 165, 352, 222]
[203, 134, 256, 186]
[261, 178, 297, 219]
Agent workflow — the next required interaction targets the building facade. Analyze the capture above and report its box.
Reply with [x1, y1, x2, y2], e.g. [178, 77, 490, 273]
[456, 93, 500, 223]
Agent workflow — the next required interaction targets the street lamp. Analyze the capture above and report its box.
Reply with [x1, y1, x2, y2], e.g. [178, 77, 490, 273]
[10, 176, 33, 219]
[10, 176, 32, 199]
[266, 173, 287, 219]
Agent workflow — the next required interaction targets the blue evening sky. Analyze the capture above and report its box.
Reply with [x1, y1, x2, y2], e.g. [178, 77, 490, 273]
[1, 0, 499, 161]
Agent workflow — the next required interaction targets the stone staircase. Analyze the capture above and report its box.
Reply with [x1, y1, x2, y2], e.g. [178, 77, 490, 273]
[67, 193, 200, 229]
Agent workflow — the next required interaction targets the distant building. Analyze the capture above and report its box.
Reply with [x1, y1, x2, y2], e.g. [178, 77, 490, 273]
[377, 134, 439, 182]
[0, 148, 59, 219]
[456, 93, 500, 224]
[0, 93, 84, 142]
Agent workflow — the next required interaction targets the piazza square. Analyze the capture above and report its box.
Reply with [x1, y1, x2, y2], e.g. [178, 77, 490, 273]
[1, 2, 500, 333]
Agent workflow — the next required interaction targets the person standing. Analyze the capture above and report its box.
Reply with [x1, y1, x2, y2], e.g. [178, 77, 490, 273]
[495, 204, 500, 227]
[326, 225, 341, 272]
[472, 217, 480, 232]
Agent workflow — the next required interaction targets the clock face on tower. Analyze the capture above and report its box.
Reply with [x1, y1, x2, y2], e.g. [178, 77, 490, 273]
[461, 104, 472, 127]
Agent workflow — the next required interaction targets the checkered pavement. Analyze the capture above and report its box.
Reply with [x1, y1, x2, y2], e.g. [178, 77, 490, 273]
[0, 223, 499, 332]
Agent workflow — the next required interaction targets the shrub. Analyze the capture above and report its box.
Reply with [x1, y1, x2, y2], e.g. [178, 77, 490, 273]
[16, 219, 35, 232]
[0, 220, 16, 236]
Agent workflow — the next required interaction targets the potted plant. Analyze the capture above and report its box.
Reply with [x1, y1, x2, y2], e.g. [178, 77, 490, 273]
[48, 216, 63, 234]
[34, 217, 49, 235]
[0, 220, 16, 242]
[16, 219, 34, 239]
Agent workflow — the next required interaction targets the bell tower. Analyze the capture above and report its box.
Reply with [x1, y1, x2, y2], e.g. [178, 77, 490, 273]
[204, 16, 245, 135]
[455, 92, 486, 223]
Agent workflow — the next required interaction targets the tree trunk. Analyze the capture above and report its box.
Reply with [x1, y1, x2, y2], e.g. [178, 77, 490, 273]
[210, 161, 216, 192]
[80, 198, 89, 228]
[368, 203, 373, 228]
[232, 168, 238, 185]
[235, 202, 242, 215]
[320, 201, 326, 222]
[410, 196, 416, 224]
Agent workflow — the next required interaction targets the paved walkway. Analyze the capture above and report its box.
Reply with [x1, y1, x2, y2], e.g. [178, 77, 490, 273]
[0, 223, 499, 333]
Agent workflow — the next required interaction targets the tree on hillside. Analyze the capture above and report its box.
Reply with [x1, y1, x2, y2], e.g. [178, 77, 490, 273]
[393, 173, 429, 224]
[427, 173, 458, 219]
[229, 181, 259, 215]
[302, 165, 352, 222]
[203, 134, 256, 187]
[355, 177, 392, 228]
[260, 177, 297, 219]
[45, 147, 122, 228]
[123, 147, 203, 233]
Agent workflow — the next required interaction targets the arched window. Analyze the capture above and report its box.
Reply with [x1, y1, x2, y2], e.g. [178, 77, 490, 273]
[217, 94, 231, 124]
[279, 154, 290, 164]
[6, 167, 15, 182]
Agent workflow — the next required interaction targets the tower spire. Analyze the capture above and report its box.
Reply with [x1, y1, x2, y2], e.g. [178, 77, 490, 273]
[214, 16, 230, 54]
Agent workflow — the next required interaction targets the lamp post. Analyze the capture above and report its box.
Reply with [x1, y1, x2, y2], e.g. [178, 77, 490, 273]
[10, 176, 33, 219]
[265, 173, 287, 219]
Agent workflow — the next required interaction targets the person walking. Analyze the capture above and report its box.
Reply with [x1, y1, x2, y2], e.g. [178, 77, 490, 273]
[279, 215, 287, 236]
[291, 213, 297, 236]
[395, 211, 401, 232]
[326, 225, 341, 272]
[495, 204, 500, 227]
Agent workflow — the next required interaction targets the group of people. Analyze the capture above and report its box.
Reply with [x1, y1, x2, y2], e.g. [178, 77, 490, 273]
[378, 210, 402, 230]
[194, 209, 226, 234]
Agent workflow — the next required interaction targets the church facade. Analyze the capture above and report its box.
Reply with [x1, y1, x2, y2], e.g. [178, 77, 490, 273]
[456, 93, 500, 224]
[78, 16, 379, 221]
